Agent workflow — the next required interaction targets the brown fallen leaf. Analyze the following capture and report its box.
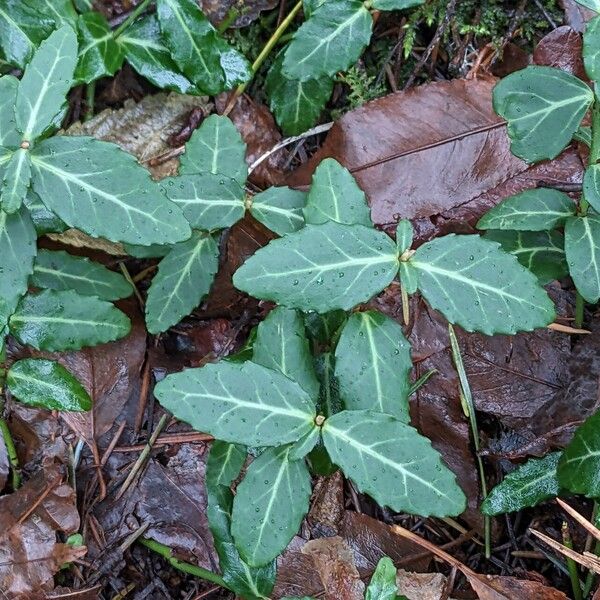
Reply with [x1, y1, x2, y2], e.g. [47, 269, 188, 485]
[561, 0, 596, 32]
[396, 569, 451, 600]
[532, 26, 585, 78]
[308, 472, 345, 537]
[201, 0, 278, 28]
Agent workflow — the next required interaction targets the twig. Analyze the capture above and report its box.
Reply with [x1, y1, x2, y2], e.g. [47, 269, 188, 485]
[530, 529, 600, 574]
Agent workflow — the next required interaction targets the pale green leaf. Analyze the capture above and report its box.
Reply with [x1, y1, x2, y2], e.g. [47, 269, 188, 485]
[582, 163, 600, 213]
[28, 0, 78, 27]
[372, 0, 423, 9]
[476, 188, 576, 231]
[250, 187, 306, 236]
[154, 360, 317, 447]
[322, 410, 466, 516]
[283, 0, 373, 82]
[399, 261, 418, 294]
[1, 148, 31, 213]
[0, 75, 20, 149]
[574, 125, 592, 147]
[24, 188, 67, 234]
[481, 452, 561, 516]
[409, 234, 556, 335]
[145, 231, 219, 334]
[9, 289, 131, 351]
[574, 0, 600, 12]
[123, 242, 170, 258]
[303, 158, 371, 226]
[30, 136, 191, 245]
[584, 15, 600, 80]
[16, 25, 78, 141]
[396, 219, 413, 255]
[335, 311, 411, 421]
[253, 306, 319, 398]
[206, 440, 246, 488]
[7, 358, 91, 411]
[32, 249, 133, 300]
[233, 222, 399, 313]
[289, 427, 320, 460]
[365, 557, 397, 600]
[232, 445, 311, 566]
[564, 215, 600, 303]
[493, 66, 593, 162]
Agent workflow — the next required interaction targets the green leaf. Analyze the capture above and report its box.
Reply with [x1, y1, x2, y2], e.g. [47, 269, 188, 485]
[1, 148, 31, 213]
[289, 427, 320, 460]
[7, 358, 91, 411]
[9, 289, 131, 351]
[123, 242, 170, 258]
[481, 452, 561, 516]
[322, 410, 466, 516]
[493, 66, 593, 163]
[303, 158, 371, 226]
[575, 0, 600, 13]
[265, 51, 333, 136]
[283, 0, 373, 82]
[409, 234, 556, 335]
[253, 306, 319, 398]
[0, 0, 54, 68]
[179, 114, 247, 184]
[154, 360, 317, 447]
[305, 310, 347, 343]
[396, 219, 413, 255]
[15, 25, 78, 141]
[232, 445, 311, 566]
[250, 187, 306, 236]
[30, 136, 191, 245]
[582, 164, 600, 213]
[32, 249, 133, 300]
[371, 0, 423, 9]
[233, 222, 399, 312]
[565, 215, 600, 303]
[335, 311, 411, 421]
[118, 14, 197, 95]
[206, 440, 246, 488]
[584, 15, 600, 80]
[476, 188, 576, 231]
[314, 352, 342, 417]
[145, 231, 219, 334]
[74, 12, 124, 84]
[574, 125, 592, 147]
[558, 410, 600, 497]
[0, 75, 20, 149]
[23, 188, 67, 234]
[483, 230, 568, 285]
[365, 556, 398, 600]
[28, 0, 78, 27]
[161, 172, 245, 230]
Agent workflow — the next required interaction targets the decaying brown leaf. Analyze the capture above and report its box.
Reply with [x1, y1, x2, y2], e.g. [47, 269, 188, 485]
[396, 569, 452, 600]
[532, 26, 585, 78]
[201, 0, 277, 27]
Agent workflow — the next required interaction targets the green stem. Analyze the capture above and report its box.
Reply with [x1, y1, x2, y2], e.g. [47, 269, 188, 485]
[85, 81, 95, 122]
[562, 522, 583, 600]
[139, 538, 230, 589]
[590, 90, 600, 165]
[0, 417, 20, 489]
[583, 540, 600, 596]
[114, 0, 153, 38]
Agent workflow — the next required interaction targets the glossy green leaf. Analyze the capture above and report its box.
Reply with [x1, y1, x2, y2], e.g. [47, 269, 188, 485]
[161, 172, 245, 230]
[23, 188, 67, 234]
[16, 25, 78, 141]
[305, 310, 347, 343]
[365, 557, 397, 600]
[322, 410, 466, 516]
[232, 445, 311, 566]
[335, 311, 411, 421]
[30, 136, 191, 245]
[75, 12, 124, 84]
[179, 114, 247, 184]
[483, 230, 568, 285]
[123, 242, 171, 258]
[7, 358, 91, 411]
[565, 215, 600, 303]
[289, 427, 320, 460]
[314, 352, 342, 417]
[582, 163, 600, 213]
[396, 219, 413, 255]
[10, 289, 131, 351]
[558, 410, 600, 497]
[118, 14, 197, 95]
[233, 222, 399, 313]
[399, 261, 418, 295]
[206, 440, 246, 488]
[1, 148, 31, 213]
[476, 188, 576, 231]
[32, 249, 133, 300]
[0, 75, 20, 149]
[371, 0, 423, 9]
[250, 187, 306, 236]
[265, 51, 333, 136]
[253, 306, 319, 398]
[493, 66, 593, 163]
[481, 452, 561, 516]
[145, 231, 219, 334]
[303, 158, 371, 226]
[584, 15, 600, 80]
[409, 234, 555, 335]
[29, 0, 78, 27]
[283, 0, 373, 82]
[154, 360, 317, 447]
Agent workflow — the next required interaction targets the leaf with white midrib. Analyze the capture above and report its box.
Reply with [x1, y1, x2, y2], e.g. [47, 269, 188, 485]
[0, 75, 20, 149]
[1, 147, 30, 213]
[206, 440, 246, 488]
[249, 186, 306, 236]
[565, 215, 600, 303]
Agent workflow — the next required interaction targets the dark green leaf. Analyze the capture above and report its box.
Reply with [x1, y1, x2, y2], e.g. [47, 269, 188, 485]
[303, 158, 371, 226]
[409, 234, 556, 335]
[233, 222, 399, 313]
[574, 125, 592, 147]
[584, 15, 600, 80]
[123, 242, 171, 258]
[335, 311, 411, 421]
[250, 186, 306, 236]
[206, 440, 246, 488]
[314, 352, 342, 417]
[483, 230, 568, 284]
[23, 188, 67, 234]
[0, 75, 20, 149]
[493, 66, 593, 162]
[232, 445, 311, 566]
[371, 0, 423, 9]
[481, 452, 561, 516]
[32, 249, 133, 300]
[145, 231, 219, 333]
[75, 12, 124, 84]
[307, 441, 337, 476]
[154, 360, 317, 447]
[305, 310, 347, 343]
[396, 219, 413, 255]
[365, 556, 397, 600]
[15, 25, 78, 141]
[9, 289, 131, 351]
[7, 358, 91, 411]
[1, 148, 31, 213]
[28, 0, 78, 27]
[30, 136, 191, 245]
[476, 188, 576, 231]
[283, 0, 372, 82]
[322, 410, 466, 516]
[583, 164, 600, 213]
[564, 215, 600, 303]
